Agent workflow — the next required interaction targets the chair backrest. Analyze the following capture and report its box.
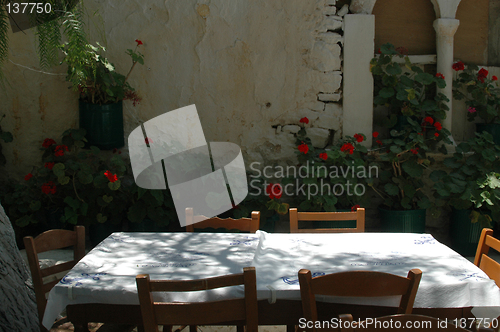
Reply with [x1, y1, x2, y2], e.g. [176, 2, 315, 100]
[298, 269, 422, 325]
[185, 207, 260, 233]
[23, 226, 85, 325]
[136, 267, 259, 332]
[289, 208, 365, 233]
[474, 228, 500, 287]
[338, 313, 494, 331]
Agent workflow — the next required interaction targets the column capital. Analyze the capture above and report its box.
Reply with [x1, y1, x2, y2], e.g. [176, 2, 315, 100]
[433, 18, 460, 38]
[431, 0, 462, 19]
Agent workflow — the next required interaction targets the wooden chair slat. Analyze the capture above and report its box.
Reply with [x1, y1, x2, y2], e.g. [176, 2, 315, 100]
[136, 267, 258, 332]
[149, 273, 245, 292]
[40, 260, 76, 278]
[33, 229, 78, 253]
[474, 228, 500, 287]
[185, 207, 260, 233]
[310, 271, 411, 297]
[290, 208, 365, 233]
[153, 300, 246, 325]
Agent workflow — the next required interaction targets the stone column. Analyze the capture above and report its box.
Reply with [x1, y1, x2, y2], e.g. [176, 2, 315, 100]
[343, 14, 375, 147]
[433, 18, 459, 134]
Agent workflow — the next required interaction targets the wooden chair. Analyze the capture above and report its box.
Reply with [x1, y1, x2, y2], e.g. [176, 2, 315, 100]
[289, 208, 365, 233]
[136, 267, 259, 332]
[338, 313, 494, 331]
[298, 269, 422, 330]
[23, 226, 86, 330]
[474, 228, 500, 287]
[185, 207, 260, 233]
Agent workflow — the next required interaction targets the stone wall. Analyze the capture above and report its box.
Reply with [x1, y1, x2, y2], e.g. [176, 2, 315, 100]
[0, 0, 347, 179]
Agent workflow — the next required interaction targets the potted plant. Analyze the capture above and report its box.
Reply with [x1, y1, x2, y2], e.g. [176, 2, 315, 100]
[369, 43, 451, 233]
[60, 39, 144, 149]
[371, 43, 449, 132]
[452, 61, 500, 144]
[431, 131, 500, 255]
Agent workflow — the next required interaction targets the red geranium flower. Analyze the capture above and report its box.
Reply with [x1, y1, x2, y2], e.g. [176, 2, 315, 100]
[372, 131, 379, 138]
[44, 162, 55, 170]
[493, 76, 498, 81]
[299, 117, 309, 124]
[354, 133, 364, 143]
[434, 122, 442, 131]
[41, 181, 56, 195]
[410, 148, 419, 155]
[266, 183, 282, 199]
[135, 39, 143, 46]
[376, 140, 382, 145]
[351, 204, 360, 212]
[298, 142, 309, 154]
[42, 138, 56, 148]
[24, 173, 33, 181]
[54, 145, 69, 157]
[104, 170, 118, 183]
[434, 133, 440, 137]
[319, 153, 328, 160]
[435, 73, 445, 80]
[452, 61, 465, 71]
[423, 116, 434, 125]
[478, 68, 489, 83]
[340, 143, 354, 155]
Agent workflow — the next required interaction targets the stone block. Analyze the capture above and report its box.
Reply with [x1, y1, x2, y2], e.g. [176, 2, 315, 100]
[308, 70, 342, 93]
[325, 102, 343, 117]
[309, 41, 342, 72]
[350, 0, 377, 14]
[316, 32, 343, 45]
[337, 4, 350, 17]
[303, 101, 326, 112]
[306, 127, 331, 148]
[318, 93, 342, 102]
[314, 113, 340, 131]
[282, 125, 301, 134]
[318, 16, 343, 32]
[323, 6, 337, 15]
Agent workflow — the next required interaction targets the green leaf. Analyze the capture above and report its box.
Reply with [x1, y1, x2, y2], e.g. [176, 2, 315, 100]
[108, 180, 121, 190]
[29, 200, 41, 212]
[78, 171, 93, 184]
[429, 170, 447, 182]
[64, 196, 80, 210]
[90, 146, 100, 155]
[58, 176, 70, 185]
[102, 195, 114, 203]
[127, 201, 148, 223]
[386, 62, 402, 75]
[96, 213, 108, 224]
[385, 183, 400, 196]
[64, 207, 78, 225]
[138, 187, 147, 199]
[402, 162, 423, 178]
[150, 190, 164, 203]
[276, 203, 289, 215]
[415, 72, 434, 85]
[379, 87, 395, 98]
[52, 163, 66, 177]
[16, 215, 33, 227]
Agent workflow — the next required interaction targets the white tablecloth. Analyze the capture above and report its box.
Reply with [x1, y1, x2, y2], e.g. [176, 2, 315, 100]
[251, 232, 500, 310]
[43, 231, 500, 329]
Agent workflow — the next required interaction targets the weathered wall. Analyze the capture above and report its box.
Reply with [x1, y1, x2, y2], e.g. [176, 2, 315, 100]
[0, 0, 347, 179]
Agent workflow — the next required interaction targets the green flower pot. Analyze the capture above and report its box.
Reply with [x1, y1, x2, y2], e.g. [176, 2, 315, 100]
[450, 208, 493, 257]
[476, 123, 500, 146]
[379, 207, 426, 233]
[79, 100, 124, 150]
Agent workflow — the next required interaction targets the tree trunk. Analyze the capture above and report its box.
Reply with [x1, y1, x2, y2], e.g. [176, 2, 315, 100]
[0, 202, 39, 331]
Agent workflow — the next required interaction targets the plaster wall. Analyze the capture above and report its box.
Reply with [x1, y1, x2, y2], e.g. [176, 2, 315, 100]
[0, 0, 346, 179]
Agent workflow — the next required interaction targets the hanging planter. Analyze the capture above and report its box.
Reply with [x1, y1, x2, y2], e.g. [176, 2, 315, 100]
[79, 100, 124, 150]
[379, 208, 426, 233]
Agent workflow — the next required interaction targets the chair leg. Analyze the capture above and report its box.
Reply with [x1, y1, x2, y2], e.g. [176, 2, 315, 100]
[189, 325, 197, 332]
[286, 325, 297, 332]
